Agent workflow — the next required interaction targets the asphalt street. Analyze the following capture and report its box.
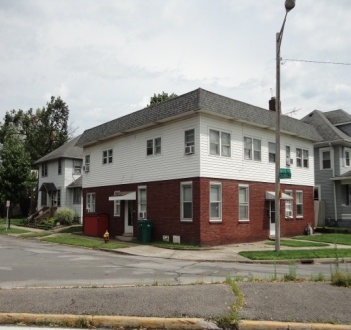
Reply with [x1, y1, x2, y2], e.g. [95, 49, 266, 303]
[1, 232, 351, 329]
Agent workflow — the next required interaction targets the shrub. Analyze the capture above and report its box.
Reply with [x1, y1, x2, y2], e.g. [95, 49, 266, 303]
[331, 270, 351, 287]
[53, 208, 75, 226]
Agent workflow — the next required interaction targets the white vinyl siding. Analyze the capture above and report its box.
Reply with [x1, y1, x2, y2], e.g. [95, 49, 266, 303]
[82, 114, 314, 188]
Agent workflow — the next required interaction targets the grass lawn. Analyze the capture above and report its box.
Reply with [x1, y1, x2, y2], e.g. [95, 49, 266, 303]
[0, 226, 29, 235]
[293, 233, 351, 245]
[239, 248, 351, 260]
[265, 239, 329, 247]
[57, 225, 83, 234]
[42, 235, 129, 250]
[0, 218, 26, 226]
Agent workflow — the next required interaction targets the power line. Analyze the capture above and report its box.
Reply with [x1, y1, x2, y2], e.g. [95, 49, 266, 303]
[283, 58, 351, 66]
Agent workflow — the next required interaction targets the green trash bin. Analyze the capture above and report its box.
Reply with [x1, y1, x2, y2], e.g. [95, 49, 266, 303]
[137, 219, 153, 243]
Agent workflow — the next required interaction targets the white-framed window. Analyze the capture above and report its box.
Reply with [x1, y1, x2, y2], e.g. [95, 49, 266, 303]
[42, 163, 48, 177]
[244, 137, 261, 161]
[314, 186, 321, 201]
[86, 192, 95, 213]
[41, 191, 47, 206]
[103, 149, 113, 164]
[296, 148, 309, 168]
[73, 188, 81, 204]
[58, 159, 62, 175]
[346, 185, 351, 205]
[138, 187, 147, 218]
[114, 200, 121, 217]
[74, 159, 82, 174]
[268, 142, 276, 163]
[209, 129, 231, 157]
[85, 155, 90, 172]
[181, 182, 192, 221]
[210, 182, 222, 221]
[345, 148, 350, 167]
[184, 129, 195, 154]
[286, 146, 292, 166]
[147, 137, 161, 156]
[320, 148, 332, 170]
[57, 189, 61, 207]
[296, 191, 303, 218]
[285, 190, 293, 218]
[239, 185, 249, 221]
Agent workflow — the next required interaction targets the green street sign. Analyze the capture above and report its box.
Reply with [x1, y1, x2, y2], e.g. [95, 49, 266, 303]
[279, 168, 291, 179]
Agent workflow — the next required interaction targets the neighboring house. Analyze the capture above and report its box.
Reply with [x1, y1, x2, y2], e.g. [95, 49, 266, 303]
[76, 89, 321, 246]
[302, 109, 351, 228]
[34, 135, 84, 222]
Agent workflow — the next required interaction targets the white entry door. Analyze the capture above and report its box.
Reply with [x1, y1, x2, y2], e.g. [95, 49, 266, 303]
[269, 201, 275, 236]
[124, 201, 134, 234]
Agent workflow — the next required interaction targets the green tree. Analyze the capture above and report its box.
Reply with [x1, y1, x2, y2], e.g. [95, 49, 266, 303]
[147, 92, 177, 107]
[0, 133, 37, 221]
[0, 96, 70, 163]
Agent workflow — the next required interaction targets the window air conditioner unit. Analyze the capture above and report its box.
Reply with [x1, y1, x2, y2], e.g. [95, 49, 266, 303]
[84, 165, 90, 172]
[185, 145, 194, 155]
[139, 211, 147, 219]
[286, 157, 293, 166]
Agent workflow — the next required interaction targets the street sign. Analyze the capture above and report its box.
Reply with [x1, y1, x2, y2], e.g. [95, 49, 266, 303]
[279, 168, 291, 179]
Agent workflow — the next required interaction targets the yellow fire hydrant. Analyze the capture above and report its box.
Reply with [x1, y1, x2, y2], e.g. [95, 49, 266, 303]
[103, 230, 109, 243]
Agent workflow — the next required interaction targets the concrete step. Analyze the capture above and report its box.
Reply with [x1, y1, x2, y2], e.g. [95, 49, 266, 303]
[116, 234, 136, 242]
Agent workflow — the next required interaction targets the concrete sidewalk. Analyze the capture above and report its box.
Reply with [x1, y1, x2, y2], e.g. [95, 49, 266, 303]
[111, 239, 351, 264]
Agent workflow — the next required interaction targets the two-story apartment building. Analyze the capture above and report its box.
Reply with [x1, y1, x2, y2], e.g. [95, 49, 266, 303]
[76, 89, 321, 246]
[34, 135, 84, 222]
[302, 109, 351, 227]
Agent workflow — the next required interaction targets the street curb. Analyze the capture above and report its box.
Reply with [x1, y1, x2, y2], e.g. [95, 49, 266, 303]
[239, 320, 351, 329]
[0, 313, 220, 329]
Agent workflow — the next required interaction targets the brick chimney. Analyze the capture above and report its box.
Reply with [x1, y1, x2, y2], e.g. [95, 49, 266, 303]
[269, 97, 276, 111]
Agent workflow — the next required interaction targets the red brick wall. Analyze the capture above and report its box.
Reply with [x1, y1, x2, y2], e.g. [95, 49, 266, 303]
[83, 178, 314, 246]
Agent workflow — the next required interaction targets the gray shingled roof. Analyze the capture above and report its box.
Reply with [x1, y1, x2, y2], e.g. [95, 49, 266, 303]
[324, 109, 351, 125]
[301, 110, 351, 143]
[76, 88, 322, 147]
[67, 176, 82, 188]
[34, 135, 83, 165]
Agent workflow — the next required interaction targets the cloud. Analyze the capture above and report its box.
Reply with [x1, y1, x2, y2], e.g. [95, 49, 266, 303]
[0, 0, 350, 136]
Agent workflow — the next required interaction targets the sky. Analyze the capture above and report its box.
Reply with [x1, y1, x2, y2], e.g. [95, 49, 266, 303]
[1, 0, 351, 136]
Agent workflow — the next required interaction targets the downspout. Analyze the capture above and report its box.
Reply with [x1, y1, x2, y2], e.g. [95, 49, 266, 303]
[330, 143, 337, 222]
[333, 181, 337, 222]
